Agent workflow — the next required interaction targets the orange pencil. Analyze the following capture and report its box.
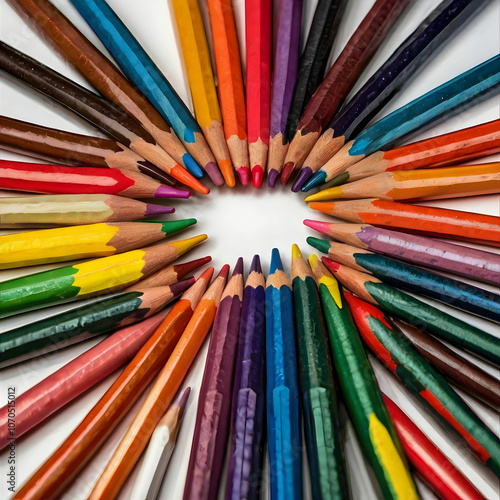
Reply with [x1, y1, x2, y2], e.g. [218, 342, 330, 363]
[245, 0, 272, 187]
[328, 118, 500, 185]
[14, 271, 212, 500]
[305, 163, 500, 202]
[207, 0, 250, 185]
[88, 266, 229, 500]
[309, 198, 500, 247]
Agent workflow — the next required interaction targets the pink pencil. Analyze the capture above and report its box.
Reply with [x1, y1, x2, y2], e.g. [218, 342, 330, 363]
[245, 0, 272, 188]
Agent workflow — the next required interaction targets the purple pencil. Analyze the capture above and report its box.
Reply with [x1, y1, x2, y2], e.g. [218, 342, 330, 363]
[267, 0, 303, 188]
[226, 255, 266, 500]
[304, 220, 500, 286]
[184, 258, 244, 500]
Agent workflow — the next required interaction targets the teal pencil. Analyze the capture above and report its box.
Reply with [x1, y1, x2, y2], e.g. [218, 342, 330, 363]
[266, 248, 302, 500]
[290, 244, 349, 500]
[309, 54, 500, 185]
[70, 0, 223, 185]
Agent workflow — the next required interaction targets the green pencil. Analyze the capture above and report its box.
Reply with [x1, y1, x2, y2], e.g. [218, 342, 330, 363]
[308, 254, 418, 500]
[291, 244, 349, 500]
[346, 290, 500, 476]
[0, 234, 207, 318]
[321, 257, 500, 366]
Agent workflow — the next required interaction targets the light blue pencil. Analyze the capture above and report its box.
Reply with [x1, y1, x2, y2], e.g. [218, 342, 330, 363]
[265, 248, 302, 500]
[70, 0, 223, 185]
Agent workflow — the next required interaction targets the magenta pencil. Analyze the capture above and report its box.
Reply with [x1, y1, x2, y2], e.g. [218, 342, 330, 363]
[184, 258, 244, 500]
[267, 0, 303, 188]
[246, 0, 272, 188]
[0, 312, 166, 449]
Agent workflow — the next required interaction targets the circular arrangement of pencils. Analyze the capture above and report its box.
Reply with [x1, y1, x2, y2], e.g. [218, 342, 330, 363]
[0, 1, 499, 500]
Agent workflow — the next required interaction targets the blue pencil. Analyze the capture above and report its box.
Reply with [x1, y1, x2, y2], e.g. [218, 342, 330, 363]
[70, 0, 223, 185]
[265, 248, 302, 500]
[310, 54, 500, 185]
[226, 255, 266, 500]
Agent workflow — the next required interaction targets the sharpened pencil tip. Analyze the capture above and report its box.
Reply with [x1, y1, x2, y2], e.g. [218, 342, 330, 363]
[292, 167, 312, 192]
[218, 264, 231, 281]
[175, 387, 191, 412]
[302, 170, 327, 192]
[155, 185, 190, 199]
[252, 165, 264, 188]
[233, 257, 244, 276]
[169, 277, 196, 296]
[173, 256, 212, 279]
[183, 154, 204, 178]
[205, 161, 224, 186]
[250, 254, 262, 274]
[291, 244, 302, 260]
[307, 237, 330, 254]
[322, 256, 340, 272]
[305, 186, 342, 202]
[280, 162, 295, 185]
[237, 166, 250, 185]
[269, 248, 283, 273]
[267, 169, 279, 188]
[145, 203, 175, 216]
[138, 160, 177, 187]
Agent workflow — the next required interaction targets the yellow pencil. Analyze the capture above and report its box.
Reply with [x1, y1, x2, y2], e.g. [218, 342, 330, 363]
[173, 0, 235, 187]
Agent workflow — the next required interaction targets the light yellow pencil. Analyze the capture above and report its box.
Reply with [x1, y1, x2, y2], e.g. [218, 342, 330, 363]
[173, 0, 235, 187]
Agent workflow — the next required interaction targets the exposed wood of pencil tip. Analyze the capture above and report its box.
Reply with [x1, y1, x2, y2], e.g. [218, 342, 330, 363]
[303, 130, 345, 169]
[291, 253, 314, 281]
[226, 135, 250, 168]
[285, 130, 320, 170]
[266, 269, 292, 290]
[267, 133, 289, 172]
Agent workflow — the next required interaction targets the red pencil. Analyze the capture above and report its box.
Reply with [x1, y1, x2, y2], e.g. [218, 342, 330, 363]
[245, 0, 272, 187]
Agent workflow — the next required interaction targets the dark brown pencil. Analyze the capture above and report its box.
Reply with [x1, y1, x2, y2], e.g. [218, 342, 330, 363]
[8, 0, 198, 173]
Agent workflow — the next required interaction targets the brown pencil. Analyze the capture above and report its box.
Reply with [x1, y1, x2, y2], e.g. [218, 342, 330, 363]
[0, 40, 206, 192]
[8, 0, 199, 173]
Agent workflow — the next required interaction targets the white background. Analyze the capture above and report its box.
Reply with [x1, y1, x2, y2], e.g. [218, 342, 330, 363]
[0, 0, 499, 498]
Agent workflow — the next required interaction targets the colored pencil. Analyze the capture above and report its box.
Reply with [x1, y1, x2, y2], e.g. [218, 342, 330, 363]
[291, 245, 349, 500]
[172, 0, 235, 187]
[0, 219, 197, 269]
[70, 0, 223, 186]
[131, 256, 212, 289]
[88, 266, 227, 500]
[265, 248, 302, 500]
[8, 0, 200, 175]
[0, 311, 168, 449]
[288, 0, 410, 191]
[0, 194, 174, 229]
[393, 318, 500, 411]
[383, 395, 486, 500]
[322, 257, 500, 365]
[184, 259, 244, 500]
[309, 55, 500, 187]
[281, 0, 347, 185]
[308, 254, 417, 500]
[0, 114, 180, 188]
[207, 0, 250, 184]
[0, 40, 205, 191]
[14, 268, 212, 500]
[129, 388, 191, 500]
[267, 0, 303, 188]
[245, 0, 272, 188]
[309, 198, 500, 247]
[308, 238, 500, 322]
[300, 0, 489, 191]
[303, 220, 500, 286]
[0, 234, 207, 318]
[226, 255, 266, 500]
[327, 118, 500, 186]
[0, 160, 190, 199]
[345, 291, 500, 475]
[305, 162, 500, 203]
